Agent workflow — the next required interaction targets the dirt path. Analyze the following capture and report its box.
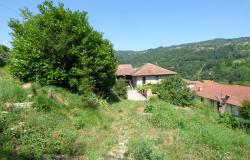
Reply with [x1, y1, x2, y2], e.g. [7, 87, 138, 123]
[127, 90, 146, 101]
[99, 102, 144, 160]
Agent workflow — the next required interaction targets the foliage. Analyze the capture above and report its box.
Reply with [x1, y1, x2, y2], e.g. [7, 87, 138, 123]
[9, 0, 117, 95]
[113, 79, 127, 99]
[148, 100, 250, 159]
[0, 44, 9, 67]
[32, 94, 62, 111]
[241, 99, 250, 119]
[137, 84, 152, 93]
[0, 83, 112, 159]
[128, 138, 165, 160]
[152, 76, 194, 106]
[217, 112, 233, 128]
[192, 100, 206, 109]
[144, 100, 156, 113]
[117, 37, 250, 85]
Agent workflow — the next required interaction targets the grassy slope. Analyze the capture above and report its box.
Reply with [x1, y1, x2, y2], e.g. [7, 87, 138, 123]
[0, 67, 250, 159]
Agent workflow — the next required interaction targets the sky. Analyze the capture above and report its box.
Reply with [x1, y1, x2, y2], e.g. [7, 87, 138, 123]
[0, 0, 250, 51]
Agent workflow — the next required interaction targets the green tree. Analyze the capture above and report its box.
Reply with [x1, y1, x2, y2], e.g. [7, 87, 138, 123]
[241, 100, 250, 119]
[9, 1, 116, 95]
[113, 79, 127, 99]
[153, 76, 194, 106]
[0, 45, 9, 67]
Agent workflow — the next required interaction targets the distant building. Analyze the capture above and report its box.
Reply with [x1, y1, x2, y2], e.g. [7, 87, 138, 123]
[183, 79, 200, 88]
[191, 80, 250, 117]
[116, 63, 176, 87]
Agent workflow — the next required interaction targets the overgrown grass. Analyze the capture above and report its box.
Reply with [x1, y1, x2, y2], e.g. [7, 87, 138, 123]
[0, 81, 28, 104]
[1, 67, 250, 159]
[0, 77, 113, 159]
[147, 100, 250, 159]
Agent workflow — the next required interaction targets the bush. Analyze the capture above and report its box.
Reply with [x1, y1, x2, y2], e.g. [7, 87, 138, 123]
[128, 138, 165, 160]
[81, 93, 100, 109]
[217, 112, 233, 128]
[137, 84, 151, 93]
[9, 1, 116, 95]
[241, 100, 250, 119]
[144, 100, 156, 113]
[113, 79, 127, 99]
[152, 76, 194, 107]
[192, 100, 206, 109]
[0, 81, 27, 103]
[33, 94, 61, 111]
[0, 45, 9, 67]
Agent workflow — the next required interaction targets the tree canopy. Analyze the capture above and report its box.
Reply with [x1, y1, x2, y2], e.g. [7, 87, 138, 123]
[9, 1, 117, 94]
[152, 76, 194, 106]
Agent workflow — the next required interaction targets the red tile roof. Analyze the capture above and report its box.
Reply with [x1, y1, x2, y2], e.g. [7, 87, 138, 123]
[133, 63, 176, 76]
[116, 63, 176, 76]
[115, 64, 134, 76]
[191, 80, 250, 107]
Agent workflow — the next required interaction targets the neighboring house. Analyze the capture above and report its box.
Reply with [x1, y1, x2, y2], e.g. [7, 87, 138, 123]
[183, 79, 200, 88]
[116, 63, 176, 87]
[191, 80, 250, 117]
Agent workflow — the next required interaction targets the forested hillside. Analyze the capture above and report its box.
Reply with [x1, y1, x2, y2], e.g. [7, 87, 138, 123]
[117, 37, 250, 85]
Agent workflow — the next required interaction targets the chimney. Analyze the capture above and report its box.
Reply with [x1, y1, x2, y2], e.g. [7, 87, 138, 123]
[198, 87, 202, 91]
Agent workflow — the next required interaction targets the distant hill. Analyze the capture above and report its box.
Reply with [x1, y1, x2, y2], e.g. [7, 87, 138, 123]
[116, 37, 250, 85]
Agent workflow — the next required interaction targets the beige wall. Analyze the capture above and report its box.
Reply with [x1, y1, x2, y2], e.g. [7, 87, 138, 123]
[196, 96, 240, 117]
[134, 75, 166, 87]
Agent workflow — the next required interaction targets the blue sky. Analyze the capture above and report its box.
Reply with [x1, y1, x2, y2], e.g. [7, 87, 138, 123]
[0, 0, 250, 50]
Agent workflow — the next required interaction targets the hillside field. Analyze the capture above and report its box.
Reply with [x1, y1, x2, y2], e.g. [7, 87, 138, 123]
[0, 67, 250, 160]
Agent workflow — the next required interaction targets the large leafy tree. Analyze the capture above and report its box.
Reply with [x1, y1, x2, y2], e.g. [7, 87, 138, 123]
[153, 76, 194, 106]
[9, 1, 116, 94]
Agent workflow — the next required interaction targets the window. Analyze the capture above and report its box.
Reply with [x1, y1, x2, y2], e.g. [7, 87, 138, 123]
[156, 76, 159, 81]
[142, 77, 146, 84]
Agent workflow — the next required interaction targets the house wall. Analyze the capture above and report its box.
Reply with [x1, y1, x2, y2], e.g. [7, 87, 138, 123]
[134, 75, 167, 87]
[196, 96, 240, 117]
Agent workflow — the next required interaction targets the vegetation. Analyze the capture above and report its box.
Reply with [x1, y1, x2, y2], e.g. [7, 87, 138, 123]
[152, 76, 194, 106]
[0, 69, 113, 159]
[241, 100, 250, 120]
[0, 67, 249, 159]
[147, 100, 250, 159]
[113, 79, 127, 99]
[1, 2, 250, 159]
[128, 138, 166, 160]
[0, 44, 9, 67]
[117, 37, 250, 85]
[9, 1, 117, 95]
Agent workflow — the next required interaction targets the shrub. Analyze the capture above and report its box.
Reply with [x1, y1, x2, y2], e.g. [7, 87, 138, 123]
[0, 44, 9, 67]
[217, 112, 233, 128]
[152, 76, 194, 107]
[192, 100, 206, 109]
[9, 1, 116, 95]
[33, 94, 61, 111]
[144, 100, 156, 113]
[0, 81, 27, 103]
[31, 82, 41, 96]
[81, 93, 100, 109]
[113, 79, 127, 99]
[128, 138, 165, 160]
[137, 84, 151, 93]
[241, 99, 250, 119]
